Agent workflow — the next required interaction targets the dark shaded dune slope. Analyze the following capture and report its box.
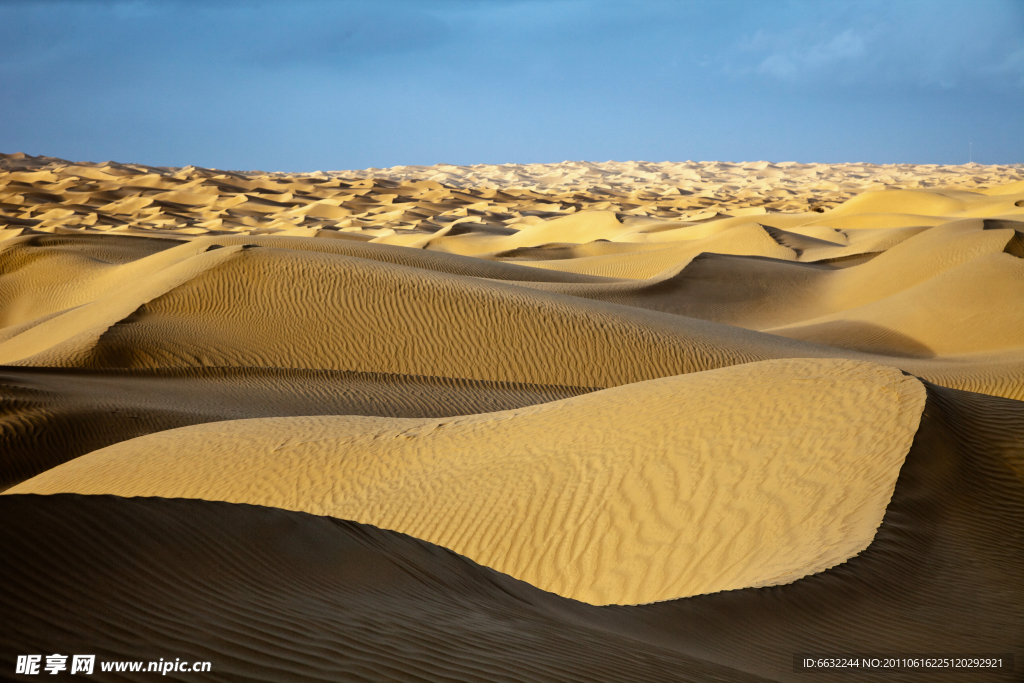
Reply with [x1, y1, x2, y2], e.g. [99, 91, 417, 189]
[512, 252, 835, 326]
[0, 494, 770, 683]
[0, 366, 591, 491]
[2, 382, 1020, 682]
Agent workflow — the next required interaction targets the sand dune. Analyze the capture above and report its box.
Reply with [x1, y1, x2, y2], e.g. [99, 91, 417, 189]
[1, 226, 1021, 400]
[2, 152, 1022, 678]
[2, 382, 1020, 682]
[8, 359, 926, 605]
[0, 366, 590, 492]
[0, 236, 819, 381]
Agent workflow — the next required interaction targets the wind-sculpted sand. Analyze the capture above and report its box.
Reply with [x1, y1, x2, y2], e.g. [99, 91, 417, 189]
[1, 152, 1022, 680]
[8, 359, 926, 605]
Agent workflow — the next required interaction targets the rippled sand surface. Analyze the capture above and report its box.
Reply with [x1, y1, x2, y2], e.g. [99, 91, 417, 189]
[2, 152, 1022, 681]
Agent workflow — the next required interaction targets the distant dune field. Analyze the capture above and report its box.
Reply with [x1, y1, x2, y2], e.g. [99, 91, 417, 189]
[2, 152, 1022, 681]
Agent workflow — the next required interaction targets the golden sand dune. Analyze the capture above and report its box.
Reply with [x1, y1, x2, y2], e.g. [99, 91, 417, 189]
[10, 359, 925, 605]
[0, 225, 1021, 402]
[2, 381, 1020, 682]
[0, 235, 819, 380]
[0, 366, 589, 491]
[2, 152, 1023, 676]
[769, 252, 1024, 355]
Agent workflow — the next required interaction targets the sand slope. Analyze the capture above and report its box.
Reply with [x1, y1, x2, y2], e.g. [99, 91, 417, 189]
[9, 359, 926, 605]
[0, 494, 772, 683]
[0, 366, 590, 491]
[610, 382, 1024, 681]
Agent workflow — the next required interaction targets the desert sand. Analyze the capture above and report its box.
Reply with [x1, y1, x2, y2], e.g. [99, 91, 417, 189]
[1, 151, 1022, 680]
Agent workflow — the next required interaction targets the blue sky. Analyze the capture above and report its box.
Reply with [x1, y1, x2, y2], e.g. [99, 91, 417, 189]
[1, 0, 1022, 170]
